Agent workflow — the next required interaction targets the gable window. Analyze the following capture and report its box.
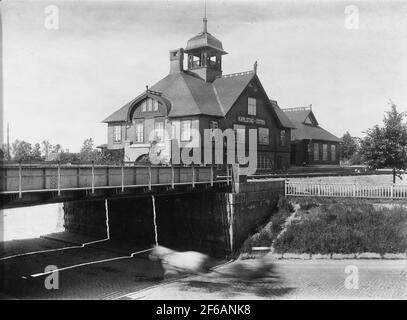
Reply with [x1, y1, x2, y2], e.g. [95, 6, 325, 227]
[331, 145, 336, 161]
[313, 143, 319, 161]
[248, 97, 256, 116]
[280, 130, 286, 146]
[135, 121, 144, 143]
[153, 99, 159, 111]
[322, 144, 328, 161]
[146, 98, 153, 112]
[258, 128, 269, 145]
[234, 124, 246, 143]
[113, 125, 122, 143]
[154, 120, 164, 141]
[141, 100, 147, 112]
[181, 120, 192, 141]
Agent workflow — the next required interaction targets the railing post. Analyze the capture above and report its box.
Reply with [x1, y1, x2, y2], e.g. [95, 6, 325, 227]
[210, 165, 213, 187]
[121, 161, 125, 192]
[148, 164, 152, 190]
[192, 164, 195, 188]
[57, 161, 61, 196]
[171, 165, 175, 189]
[226, 165, 230, 185]
[18, 161, 22, 198]
[391, 184, 394, 199]
[91, 161, 95, 194]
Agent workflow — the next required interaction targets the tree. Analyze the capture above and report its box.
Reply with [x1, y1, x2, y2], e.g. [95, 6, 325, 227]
[42, 140, 53, 160]
[341, 131, 359, 160]
[31, 143, 42, 161]
[12, 140, 33, 162]
[79, 138, 102, 162]
[360, 103, 407, 183]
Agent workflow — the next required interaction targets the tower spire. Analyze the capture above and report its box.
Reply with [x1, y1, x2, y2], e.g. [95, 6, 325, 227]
[203, 0, 207, 33]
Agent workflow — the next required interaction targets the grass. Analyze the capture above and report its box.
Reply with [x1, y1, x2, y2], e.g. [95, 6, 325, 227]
[240, 197, 294, 253]
[273, 197, 407, 254]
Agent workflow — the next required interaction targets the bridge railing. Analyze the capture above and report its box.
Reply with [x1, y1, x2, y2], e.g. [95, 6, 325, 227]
[0, 163, 231, 197]
[285, 181, 407, 199]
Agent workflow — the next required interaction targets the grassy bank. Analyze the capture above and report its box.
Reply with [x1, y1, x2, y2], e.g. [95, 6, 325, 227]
[242, 197, 407, 255]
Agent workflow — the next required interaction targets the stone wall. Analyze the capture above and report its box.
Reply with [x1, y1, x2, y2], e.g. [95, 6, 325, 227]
[63, 180, 285, 258]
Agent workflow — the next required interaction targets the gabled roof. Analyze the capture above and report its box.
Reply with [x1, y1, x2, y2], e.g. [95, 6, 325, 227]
[103, 70, 293, 130]
[270, 100, 296, 129]
[282, 107, 341, 142]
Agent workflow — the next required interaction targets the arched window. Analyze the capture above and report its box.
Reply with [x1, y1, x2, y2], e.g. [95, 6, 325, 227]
[141, 98, 160, 112]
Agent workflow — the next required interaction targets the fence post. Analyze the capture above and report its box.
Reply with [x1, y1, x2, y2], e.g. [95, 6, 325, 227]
[91, 161, 95, 194]
[391, 184, 394, 199]
[18, 161, 22, 198]
[353, 184, 356, 197]
[57, 161, 61, 196]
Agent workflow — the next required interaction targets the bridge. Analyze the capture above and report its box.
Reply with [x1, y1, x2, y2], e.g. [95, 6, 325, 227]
[0, 163, 232, 209]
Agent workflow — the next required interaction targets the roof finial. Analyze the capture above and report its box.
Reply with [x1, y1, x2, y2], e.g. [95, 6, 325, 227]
[203, 0, 207, 33]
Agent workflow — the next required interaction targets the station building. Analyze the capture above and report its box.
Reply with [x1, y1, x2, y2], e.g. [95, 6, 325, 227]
[102, 17, 294, 171]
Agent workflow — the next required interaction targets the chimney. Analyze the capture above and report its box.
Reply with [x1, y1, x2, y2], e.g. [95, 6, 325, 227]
[169, 48, 184, 74]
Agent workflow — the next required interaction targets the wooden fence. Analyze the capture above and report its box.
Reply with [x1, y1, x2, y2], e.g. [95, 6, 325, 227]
[285, 181, 407, 199]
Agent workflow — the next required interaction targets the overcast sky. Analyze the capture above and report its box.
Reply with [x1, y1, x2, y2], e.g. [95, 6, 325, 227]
[2, 0, 407, 151]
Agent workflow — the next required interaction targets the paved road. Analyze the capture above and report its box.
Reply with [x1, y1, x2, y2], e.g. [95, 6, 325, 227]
[1, 238, 406, 299]
[123, 259, 407, 300]
[0, 238, 165, 300]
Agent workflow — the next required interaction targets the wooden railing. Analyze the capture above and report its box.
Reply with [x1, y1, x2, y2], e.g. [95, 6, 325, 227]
[285, 181, 407, 199]
[0, 163, 231, 198]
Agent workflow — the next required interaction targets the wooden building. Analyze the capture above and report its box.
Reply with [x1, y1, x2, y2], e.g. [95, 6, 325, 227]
[283, 107, 341, 166]
[102, 18, 294, 171]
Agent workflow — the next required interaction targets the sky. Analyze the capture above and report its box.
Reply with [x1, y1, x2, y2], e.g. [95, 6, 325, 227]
[1, 0, 407, 152]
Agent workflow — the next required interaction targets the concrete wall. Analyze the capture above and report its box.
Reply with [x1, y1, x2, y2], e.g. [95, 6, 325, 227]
[63, 180, 284, 258]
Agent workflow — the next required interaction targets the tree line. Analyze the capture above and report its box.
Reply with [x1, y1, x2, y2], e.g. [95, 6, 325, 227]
[0, 138, 122, 164]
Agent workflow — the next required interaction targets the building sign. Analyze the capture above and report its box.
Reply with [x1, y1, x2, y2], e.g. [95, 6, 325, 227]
[237, 115, 266, 126]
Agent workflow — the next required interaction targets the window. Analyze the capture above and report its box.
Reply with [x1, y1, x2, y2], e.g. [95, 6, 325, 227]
[313, 143, 319, 161]
[248, 97, 256, 116]
[209, 121, 219, 129]
[113, 125, 122, 143]
[141, 100, 146, 112]
[154, 120, 164, 141]
[258, 128, 269, 145]
[257, 155, 272, 169]
[322, 144, 328, 161]
[331, 145, 336, 161]
[146, 98, 153, 112]
[234, 124, 245, 143]
[153, 99, 159, 111]
[280, 130, 286, 146]
[135, 121, 144, 143]
[181, 120, 192, 141]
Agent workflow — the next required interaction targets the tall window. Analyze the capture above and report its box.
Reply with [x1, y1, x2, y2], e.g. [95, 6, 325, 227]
[280, 130, 286, 146]
[113, 125, 122, 143]
[141, 100, 147, 112]
[313, 143, 319, 161]
[322, 144, 328, 161]
[248, 97, 256, 116]
[135, 121, 144, 143]
[234, 124, 245, 143]
[181, 120, 192, 141]
[154, 120, 164, 141]
[258, 128, 269, 145]
[331, 144, 336, 161]
[146, 98, 153, 112]
[257, 155, 272, 169]
[153, 99, 159, 111]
